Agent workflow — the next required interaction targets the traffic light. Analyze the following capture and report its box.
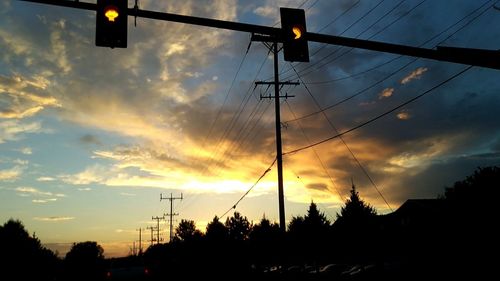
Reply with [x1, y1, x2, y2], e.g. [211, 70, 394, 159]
[280, 8, 309, 62]
[96, 0, 127, 48]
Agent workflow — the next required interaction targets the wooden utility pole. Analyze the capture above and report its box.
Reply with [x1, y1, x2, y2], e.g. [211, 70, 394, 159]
[161, 193, 183, 242]
[146, 226, 155, 246]
[253, 38, 299, 232]
[151, 216, 164, 244]
[136, 228, 142, 254]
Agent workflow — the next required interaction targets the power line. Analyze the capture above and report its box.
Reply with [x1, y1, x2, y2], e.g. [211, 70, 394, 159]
[285, 57, 419, 123]
[201, 51, 270, 176]
[437, 0, 498, 46]
[220, 158, 277, 219]
[283, 65, 473, 156]
[356, 0, 406, 39]
[290, 65, 393, 211]
[316, 0, 361, 34]
[280, 0, 427, 82]
[201, 40, 251, 146]
[196, 40, 251, 170]
[284, 101, 344, 200]
[367, 0, 427, 40]
[288, 168, 337, 221]
[296, 0, 494, 85]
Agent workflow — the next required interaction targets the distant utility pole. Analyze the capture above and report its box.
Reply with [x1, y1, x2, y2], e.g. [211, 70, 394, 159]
[136, 228, 142, 254]
[160, 193, 183, 242]
[151, 216, 164, 244]
[146, 226, 156, 246]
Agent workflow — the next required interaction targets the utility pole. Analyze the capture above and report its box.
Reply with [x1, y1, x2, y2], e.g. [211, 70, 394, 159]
[136, 228, 142, 254]
[252, 40, 299, 233]
[160, 193, 183, 242]
[151, 216, 164, 244]
[146, 226, 155, 246]
[253, 37, 300, 232]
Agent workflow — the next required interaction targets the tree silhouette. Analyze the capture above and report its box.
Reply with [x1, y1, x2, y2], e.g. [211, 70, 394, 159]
[249, 215, 280, 242]
[248, 215, 281, 267]
[443, 166, 500, 205]
[205, 215, 228, 242]
[0, 219, 59, 281]
[288, 202, 331, 264]
[336, 183, 376, 226]
[174, 219, 203, 242]
[64, 241, 105, 280]
[225, 212, 251, 241]
[332, 184, 377, 263]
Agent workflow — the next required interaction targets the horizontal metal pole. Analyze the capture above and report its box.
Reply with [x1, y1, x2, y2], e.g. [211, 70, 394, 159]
[21, 0, 280, 35]
[255, 81, 300, 85]
[307, 32, 500, 70]
[20, 0, 500, 70]
[20, 0, 95, 10]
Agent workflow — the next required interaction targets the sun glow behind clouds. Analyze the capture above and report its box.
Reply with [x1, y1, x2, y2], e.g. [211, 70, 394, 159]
[2, 0, 500, 258]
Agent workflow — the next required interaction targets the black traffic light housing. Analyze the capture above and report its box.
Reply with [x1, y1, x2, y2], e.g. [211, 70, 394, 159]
[96, 0, 127, 48]
[280, 8, 309, 62]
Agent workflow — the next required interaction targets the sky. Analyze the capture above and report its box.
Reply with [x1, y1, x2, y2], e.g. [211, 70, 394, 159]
[1, 0, 499, 257]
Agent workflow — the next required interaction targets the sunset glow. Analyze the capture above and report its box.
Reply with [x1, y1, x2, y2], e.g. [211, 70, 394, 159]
[1, 0, 499, 258]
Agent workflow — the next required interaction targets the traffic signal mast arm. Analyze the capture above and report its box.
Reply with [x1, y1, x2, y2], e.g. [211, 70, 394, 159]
[21, 0, 500, 70]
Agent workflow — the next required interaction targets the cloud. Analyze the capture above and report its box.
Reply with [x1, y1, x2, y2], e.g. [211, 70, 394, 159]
[378, 88, 394, 99]
[396, 111, 411, 120]
[59, 165, 107, 185]
[37, 176, 56, 182]
[306, 182, 329, 192]
[32, 198, 57, 203]
[13, 159, 29, 165]
[15, 186, 65, 202]
[0, 166, 23, 181]
[2, 0, 499, 219]
[33, 216, 75, 222]
[253, 6, 276, 18]
[79, 134, 102, 146]
[400, 67, 428, 84]
[120, 192, 136, 196]
[0, 74, 61, 119]
[0, 120, 43, 143]
[19, 147, 32, 155]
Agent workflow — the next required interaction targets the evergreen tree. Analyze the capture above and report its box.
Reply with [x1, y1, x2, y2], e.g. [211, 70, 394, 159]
[249, 215, 280, 243]
[225, 212, 251, 241]
[305, 201, 331, 230]
[174, 219, 203, 242]
[205, 216, 228, 242]
[336, 184, 376, 224]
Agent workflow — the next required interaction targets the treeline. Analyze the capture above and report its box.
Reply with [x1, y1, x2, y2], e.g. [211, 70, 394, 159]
[142, 166, 500, 279]
[0, 219, 107, 280]
[143, 185, 376, 275]
[1, 166, 498, 280]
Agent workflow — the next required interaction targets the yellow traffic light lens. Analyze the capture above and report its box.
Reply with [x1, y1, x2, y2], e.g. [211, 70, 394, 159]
[292, 26, 302, 39]
[105, 6, 119, 22]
